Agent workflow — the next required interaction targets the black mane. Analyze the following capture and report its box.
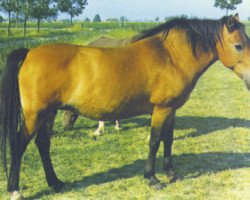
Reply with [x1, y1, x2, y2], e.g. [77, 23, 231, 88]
[132, 16, 247, 56]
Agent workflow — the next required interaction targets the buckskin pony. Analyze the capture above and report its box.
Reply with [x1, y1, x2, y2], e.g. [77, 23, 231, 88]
[1, 14, 250, 199]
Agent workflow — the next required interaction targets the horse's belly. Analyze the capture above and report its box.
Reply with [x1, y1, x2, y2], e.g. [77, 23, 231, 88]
[74, 95, 153, 121]
[101, 102, 154, 120]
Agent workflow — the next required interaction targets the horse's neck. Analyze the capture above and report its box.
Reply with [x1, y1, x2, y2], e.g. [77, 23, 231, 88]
[125, 33, 217, 86]
[129, 36, 169, 64]
[161, 30, 218, 83]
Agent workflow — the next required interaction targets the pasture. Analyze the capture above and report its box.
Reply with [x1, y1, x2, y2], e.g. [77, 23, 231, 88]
[0, 22, 250, 200]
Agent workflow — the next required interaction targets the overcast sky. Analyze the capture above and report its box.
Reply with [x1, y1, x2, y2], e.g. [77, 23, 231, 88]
[72, 0, 250, 21]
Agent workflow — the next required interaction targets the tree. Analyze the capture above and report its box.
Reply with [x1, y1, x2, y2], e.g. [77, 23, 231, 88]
[155, 17, 159, 22]
[19, 0, 33, 36]
[0, 15, 4, 23]
[30, 0, 57, 34]
[0, 0, 18, 36]
[84, 17, 90, 22]
[120, 16, 128, 22]
[119, 16, 128, 28]
[57, 0, 88, 26]
[93, 14, 101, 22]
[13, 0, 21, 30]
[214, 0, 242, 15]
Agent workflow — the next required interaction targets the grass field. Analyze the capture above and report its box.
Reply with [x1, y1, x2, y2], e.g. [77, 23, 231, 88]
[0, 22, 250, 200]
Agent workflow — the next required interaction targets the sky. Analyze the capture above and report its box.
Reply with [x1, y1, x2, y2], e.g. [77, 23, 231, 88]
[71, 0, 250, 21]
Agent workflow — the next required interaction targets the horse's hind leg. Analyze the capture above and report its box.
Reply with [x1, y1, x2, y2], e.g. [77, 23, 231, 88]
[35, 111, 64, 192]
[8, 110, 40, 199]
[8, 109, 52, 200]
[161, 111, 176, 178]
[8, 125, 33, 194]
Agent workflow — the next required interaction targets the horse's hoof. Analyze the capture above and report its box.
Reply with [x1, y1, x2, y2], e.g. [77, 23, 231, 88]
[52, 180, 65, 192]
[165, 168, 176, 178]
[93, 130, 104, 136]
[63, 125, 73, 131]
[148, 177, 166, 190]
[169, 175, 178, 183]
[115, 126, 122, 131]
[149, 181, 166, 190]
[10, 191, 23, 200]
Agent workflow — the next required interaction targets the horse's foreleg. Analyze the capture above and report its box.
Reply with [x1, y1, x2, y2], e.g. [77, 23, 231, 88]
[35, 112, 64, 192]
[144, 106, 172, 190]
[161, 111, 176, 178]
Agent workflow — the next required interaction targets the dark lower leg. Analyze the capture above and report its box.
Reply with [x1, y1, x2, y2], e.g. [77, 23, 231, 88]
[145, 106, 172, 189]
[144, 127, 161, 180]
[161, 111, 175, 176]
[163, 141, 175, 176]
[144, 128, 164, 189]
[35, 114, 64, 192]
[8, 127, 33, 192]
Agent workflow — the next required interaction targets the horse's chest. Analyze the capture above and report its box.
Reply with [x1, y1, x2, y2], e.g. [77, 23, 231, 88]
[150, 79, 194, 109]
[170, 82, 196, 109]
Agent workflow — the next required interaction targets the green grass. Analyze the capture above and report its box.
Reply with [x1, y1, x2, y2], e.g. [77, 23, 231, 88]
[0, 23, 250, 200]
[0, 21, 156, 40]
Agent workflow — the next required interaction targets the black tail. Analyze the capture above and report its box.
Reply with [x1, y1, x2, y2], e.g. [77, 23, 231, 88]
[0, 48, 29, 176]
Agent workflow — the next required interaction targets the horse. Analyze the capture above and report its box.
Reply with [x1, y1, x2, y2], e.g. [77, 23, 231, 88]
[0, 14, 250, 199]
[62, 36, 131, 134]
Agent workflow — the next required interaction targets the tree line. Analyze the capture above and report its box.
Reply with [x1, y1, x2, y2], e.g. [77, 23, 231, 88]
[0, 0, 88, 36]
[0, 0, 246, 37]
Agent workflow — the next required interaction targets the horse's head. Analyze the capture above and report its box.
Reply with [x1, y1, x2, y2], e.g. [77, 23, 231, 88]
[217, 14, 250, 89]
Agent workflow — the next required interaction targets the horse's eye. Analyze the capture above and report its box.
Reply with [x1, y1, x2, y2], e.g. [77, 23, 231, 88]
[235, 44, 244, 51]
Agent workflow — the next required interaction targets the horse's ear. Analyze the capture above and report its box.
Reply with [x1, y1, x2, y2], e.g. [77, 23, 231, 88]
[234, 13, 240, 22]
[226, 15, 236, 32]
